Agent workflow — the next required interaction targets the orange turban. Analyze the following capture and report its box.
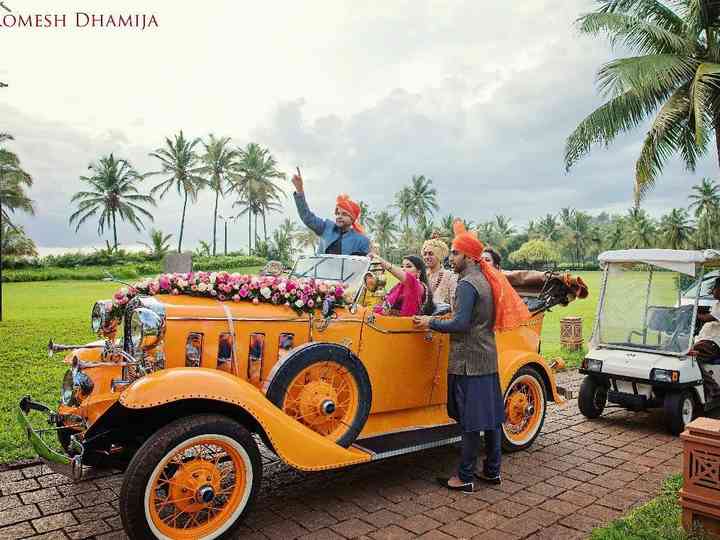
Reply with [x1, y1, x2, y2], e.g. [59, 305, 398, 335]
[336, 194, 364, 234]
[452, 220, 530, 331]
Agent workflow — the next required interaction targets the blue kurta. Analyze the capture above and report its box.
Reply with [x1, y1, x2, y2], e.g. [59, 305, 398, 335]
[447, 373, 505, 432]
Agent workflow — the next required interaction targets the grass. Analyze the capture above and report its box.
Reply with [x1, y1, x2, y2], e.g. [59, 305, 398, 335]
[0, 268, 599, 462]
[590, 475, 702, 540]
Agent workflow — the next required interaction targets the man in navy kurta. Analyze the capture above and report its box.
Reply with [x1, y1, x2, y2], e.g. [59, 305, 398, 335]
[291, 172, 370, 256]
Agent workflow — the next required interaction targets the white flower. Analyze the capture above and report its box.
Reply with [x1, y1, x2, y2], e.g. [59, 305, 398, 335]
[260, 287, 272, 299]
[295, 299, 304, 308]
[210, 272, 218, 283]
[198, 282, 208, 292]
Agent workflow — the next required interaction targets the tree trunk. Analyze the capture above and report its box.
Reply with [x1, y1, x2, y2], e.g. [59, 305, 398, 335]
[715, 112, 720, 168]
[212, 188, 219, 257]
[254, 213, 259, 248]
[178, 191, 188, 253]
[224, 221, 228, 256]
[262, 212, 268, 244]
[248, 212, 252, 255]
[112, 210, 118, 252]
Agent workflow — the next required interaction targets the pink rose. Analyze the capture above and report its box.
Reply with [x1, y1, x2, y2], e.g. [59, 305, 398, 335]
[232, 294, 241, 302]
[252, 298, 259, 305]
[159, 276, 170, 290]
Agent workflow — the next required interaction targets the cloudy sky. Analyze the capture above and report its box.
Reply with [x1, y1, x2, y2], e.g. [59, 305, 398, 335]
[2, 0, 716, 253]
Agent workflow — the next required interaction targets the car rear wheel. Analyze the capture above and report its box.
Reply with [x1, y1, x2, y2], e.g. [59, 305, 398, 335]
[266, 344, 372, 447]
[502, 366, 547, 452]
[664, 390, 695, 436]
[120, 414, 261, 540]
[578, 377, 607, 419]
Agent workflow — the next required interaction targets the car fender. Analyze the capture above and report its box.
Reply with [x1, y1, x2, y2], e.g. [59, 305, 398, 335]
[118, 368, 371, 471]
[500, 350, 564, 403]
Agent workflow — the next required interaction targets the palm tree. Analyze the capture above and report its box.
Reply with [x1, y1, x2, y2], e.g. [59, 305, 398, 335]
[394, 186, 414, 229]
[140, 228, 173, 259]
[357, 200, 375, 230]
[1, 222, 36, 256]
[195, 240, 211, 257]
[296, 228, 319, 253]
[0, 133, 34, 229]
[202, 134, 240, 256]
[371, 209, 400, 256]
[409, 175, 439, 227]
[565, 0, 720, 204]
[537, 214, 561, 241]
[689, 177, 720, 247]
[659, 208, 694, 249]
[627, 208, 657, 248]
[149, 131, 206, 253]
[69, 154, 155, 250]
[231, 143, 286, 248]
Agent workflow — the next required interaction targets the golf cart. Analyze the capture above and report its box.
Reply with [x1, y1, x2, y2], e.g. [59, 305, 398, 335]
[579, 249, 720, 435]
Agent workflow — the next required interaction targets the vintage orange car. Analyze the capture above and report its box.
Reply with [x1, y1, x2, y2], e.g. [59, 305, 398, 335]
[18, 254, 586, 540]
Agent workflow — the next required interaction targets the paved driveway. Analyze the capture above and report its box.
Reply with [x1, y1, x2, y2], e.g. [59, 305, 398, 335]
[0, 371, 685, 539]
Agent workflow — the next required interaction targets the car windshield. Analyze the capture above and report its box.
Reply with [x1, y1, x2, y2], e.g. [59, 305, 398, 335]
[682, 270, 719, 301]
[596, 263, 698, 354]
[290, 256, 368, 285]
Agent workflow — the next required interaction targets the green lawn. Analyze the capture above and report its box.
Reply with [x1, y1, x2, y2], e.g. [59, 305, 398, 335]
[0, 269, 600, 462]
[591, 475, 702, 540]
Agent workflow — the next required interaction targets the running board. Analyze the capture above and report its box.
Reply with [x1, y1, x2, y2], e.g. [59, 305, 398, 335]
[353, 423, 461, 461]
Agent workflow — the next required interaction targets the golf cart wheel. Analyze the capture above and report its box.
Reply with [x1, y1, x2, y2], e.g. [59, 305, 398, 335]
[578, 377, 607, 419]
[664, 391, 695, 436]
[120, 414, 261, 540]
[266, 344, 372, 448]
[502, 366, 547, 452]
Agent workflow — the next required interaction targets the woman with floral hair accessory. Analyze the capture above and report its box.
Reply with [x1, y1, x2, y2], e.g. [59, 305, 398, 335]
[423, 237, 457, 307]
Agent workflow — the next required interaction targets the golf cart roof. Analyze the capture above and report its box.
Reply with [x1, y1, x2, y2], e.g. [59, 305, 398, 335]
[598, 249, 720, 275]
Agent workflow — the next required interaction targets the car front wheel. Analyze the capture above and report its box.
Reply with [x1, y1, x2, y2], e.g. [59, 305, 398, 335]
[664, 390, 695, 436]
[502, 366, 547, 452]
[120, 414, 261, 540]
[578, 376, 607, 419]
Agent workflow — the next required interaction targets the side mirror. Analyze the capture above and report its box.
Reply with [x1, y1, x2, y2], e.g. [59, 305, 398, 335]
[322, 297, 335, 318]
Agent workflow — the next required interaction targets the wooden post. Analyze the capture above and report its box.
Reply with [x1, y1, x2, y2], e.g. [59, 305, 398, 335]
[560, 316, 583, 351]
[681, 417, 720, 538]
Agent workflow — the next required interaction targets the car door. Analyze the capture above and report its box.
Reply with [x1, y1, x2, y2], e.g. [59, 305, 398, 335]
[358, 312, 442, 412]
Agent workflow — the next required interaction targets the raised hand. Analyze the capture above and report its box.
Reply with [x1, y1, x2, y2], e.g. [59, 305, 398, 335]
[292, 168, 304, 193]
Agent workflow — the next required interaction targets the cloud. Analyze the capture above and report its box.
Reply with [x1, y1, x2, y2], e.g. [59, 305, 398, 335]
[4, 0, 717, 253]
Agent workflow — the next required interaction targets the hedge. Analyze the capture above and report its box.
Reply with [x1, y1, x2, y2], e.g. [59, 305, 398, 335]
[2, 256, 267, 283]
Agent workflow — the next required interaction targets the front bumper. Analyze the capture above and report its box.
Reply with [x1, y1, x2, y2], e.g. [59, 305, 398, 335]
[17, 396, 86, 481]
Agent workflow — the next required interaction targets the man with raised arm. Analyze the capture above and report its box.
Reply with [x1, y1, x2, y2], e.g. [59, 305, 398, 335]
[291, 171, 370, 256]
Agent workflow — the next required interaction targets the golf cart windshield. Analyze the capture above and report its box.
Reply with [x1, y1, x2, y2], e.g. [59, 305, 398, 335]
[289, 255, 369, 286]
[597, 263, 698, 354]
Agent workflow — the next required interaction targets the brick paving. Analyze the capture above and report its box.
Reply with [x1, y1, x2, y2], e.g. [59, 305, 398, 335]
[0, 371, 689, 539]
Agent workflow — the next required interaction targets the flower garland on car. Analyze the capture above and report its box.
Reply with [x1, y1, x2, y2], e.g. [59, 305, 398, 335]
[109, 271, 346, 322]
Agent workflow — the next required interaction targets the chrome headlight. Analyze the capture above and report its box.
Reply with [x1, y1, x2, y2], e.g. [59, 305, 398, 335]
[129, 308, 164, 350]
[61, 370, 75, 406]
[651, 368, 679, 383]
[91, 300, 112, 334]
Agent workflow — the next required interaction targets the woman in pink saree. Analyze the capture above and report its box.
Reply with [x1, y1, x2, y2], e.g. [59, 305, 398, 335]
[371, 254, 435, 316]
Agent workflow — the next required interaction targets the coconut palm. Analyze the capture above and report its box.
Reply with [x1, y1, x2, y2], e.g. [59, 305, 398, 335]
[69, 154, 155, 250]
[565, 0, 720, 204]
[409, 175, 439, 227]
[195, 240, 211, 257]
[394, 186, 414, 229]
[149, 131, 206, 253]
[140, 228, 173, 259]
[232, 143, 286, 247]
[537, 214, 561, 241]
[202, 134, 240, 256]
[1, 222, 36, 256]
[295, 228, 319, 253]
[659, 208, 694, 249]
[626, 208, 657, 248]
[371, 209, 400, 256]
[0, 133, 34, 229]
[689, 177, 720, 217]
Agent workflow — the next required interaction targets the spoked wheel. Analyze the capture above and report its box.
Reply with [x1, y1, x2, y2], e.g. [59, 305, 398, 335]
[266, 344, 372, 447]
[502, 366, 547, 452]
[120, 415, 261, 540]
